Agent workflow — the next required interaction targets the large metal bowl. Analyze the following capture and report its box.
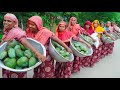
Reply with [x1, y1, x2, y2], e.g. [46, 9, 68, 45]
[110, 32, 119, 40]
[113, 32, 120, 39]
[102, 34, 115, 43]
[48, 39, 74, 62]
[78, 34, 94, 45]
[69, 38, 93, 57]
[0, 38, 46, 72]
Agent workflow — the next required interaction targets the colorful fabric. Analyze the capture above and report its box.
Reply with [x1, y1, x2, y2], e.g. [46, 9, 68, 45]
[92, 20, 104, 38]
[2, 13, 27, 78]
[67, 17, 83, 36]
[55, 21, 73, 78]
[26, 16, 55, 78]
[26, 16, 55, 45]
[84, 21, 94, 35]
[56, 21, 74, 42]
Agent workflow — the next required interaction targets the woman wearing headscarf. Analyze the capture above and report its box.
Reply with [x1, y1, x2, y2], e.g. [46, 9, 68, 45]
[100, 22, 105, 28]
[55, 21, 91, 78]
[1, 13, 45, 78]
[92, 20, 114, 62]
[81, 20, 98, 67]
[104, 21, 115, 55]
[26, 16, 72, 78]
[67, 17, 91, 73]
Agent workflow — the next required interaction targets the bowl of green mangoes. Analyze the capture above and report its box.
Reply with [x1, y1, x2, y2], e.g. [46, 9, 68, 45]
[78, 34, 94, 45]
[49, 39, 74, 62]
[69, 38, 93, 57]
[102, 34, 115, 43]
[0, 38, 46, 72]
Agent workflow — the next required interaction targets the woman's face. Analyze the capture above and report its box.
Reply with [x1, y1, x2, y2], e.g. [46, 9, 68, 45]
[58, 24, 66, 32]
[71, 18, 76, 26]
[100, 23, 104, 27]
[28, 21, 38, 32]
[111, 23, 115, 26]
[93, 22, 98, 28]
[85, 24, 90, 29]
[106, 22, 111, 27]
[3, 18, 16, 30]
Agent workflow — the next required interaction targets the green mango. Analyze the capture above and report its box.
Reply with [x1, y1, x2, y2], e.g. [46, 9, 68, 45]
[7, 40, 18, 48]
[64, 56, 69, 60]
[19, 43, 26, 50]
[59, 50, 65, 54]
[0, 50, 7, 60]
[15, 49, 24, 58]
[15, 66, 22, 69]
[14, 45, 21, 50]
[80, 51, 85, 54]
[56, 47, 61, 52]
[74, 42, 81, 47]
[29, 57, 37, 67]
[17, 56, 29, 67]
[24, 50, 32, 58]
[4, 58, 17, 69]
[4, 58, 9, 62]
[8, 48, 16, 58]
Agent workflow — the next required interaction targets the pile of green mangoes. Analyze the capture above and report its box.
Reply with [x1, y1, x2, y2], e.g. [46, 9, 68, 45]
[81, 34, 94, 44]
[0, 40, 38, 69]
[73, 41, 89, 55]
[105, 35, 111, 39]
[52, 41, 70, 60]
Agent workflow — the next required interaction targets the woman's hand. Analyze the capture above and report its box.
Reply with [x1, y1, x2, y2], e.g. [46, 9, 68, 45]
[87, 44, 92, 48]
[111, 37, 115, 41]
[35, 51, 46, 62]
[4, 38, 13, 43]
[66, 47, 72, 53]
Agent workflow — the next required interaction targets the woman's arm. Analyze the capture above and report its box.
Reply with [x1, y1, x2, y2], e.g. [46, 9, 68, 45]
[87, 34, 96, 42]
[103, 31, 115, 40]
[72, 36, 91, 48]
[20, 38, 46, 62]
[51, 36, 72, 53]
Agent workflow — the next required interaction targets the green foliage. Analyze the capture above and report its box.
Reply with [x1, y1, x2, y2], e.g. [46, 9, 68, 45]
[0, 12, 120, 32]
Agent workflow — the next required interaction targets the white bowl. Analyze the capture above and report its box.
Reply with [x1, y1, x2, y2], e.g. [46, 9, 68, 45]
[0, 38, 46, 72]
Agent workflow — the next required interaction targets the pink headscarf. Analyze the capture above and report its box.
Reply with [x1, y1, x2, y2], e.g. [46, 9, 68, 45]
[26, 16, 54, 45]
[3, 13, 19, 34]
[84, 21, 94, 35]
[2, 13, 26, 42]
[67, 17, 83, 36]
[56, 21, 74, 42]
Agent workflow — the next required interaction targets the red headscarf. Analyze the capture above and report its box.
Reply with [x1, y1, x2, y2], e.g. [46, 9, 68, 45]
[26, 16, 54, 45]
[67, 17, 83, 36]
[84, 21, 94, 35]
[2, 13, 26, 42]
[56, 21, 74, 42]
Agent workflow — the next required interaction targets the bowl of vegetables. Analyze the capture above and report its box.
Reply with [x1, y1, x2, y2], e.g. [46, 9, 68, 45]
[69, 38, 93, 57]
[49, 39, 74, 62]
[0, 38, 46, 72]
[78, 34, 94, 45]
[102, 34, 115, 43]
